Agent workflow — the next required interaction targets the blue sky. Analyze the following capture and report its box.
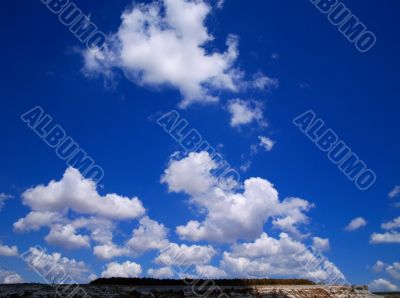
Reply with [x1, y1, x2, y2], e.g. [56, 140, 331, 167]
[0, 0, 399, 291]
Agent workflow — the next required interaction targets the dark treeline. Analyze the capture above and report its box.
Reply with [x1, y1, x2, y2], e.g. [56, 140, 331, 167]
[91, 278, 315, 286]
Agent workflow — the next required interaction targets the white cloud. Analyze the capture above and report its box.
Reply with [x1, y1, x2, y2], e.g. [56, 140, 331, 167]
[93, 216, 169, 260]
[101, 261, 142, 278]
[387, 263, 400, 280]
[251, 73, 279, 91]
[389, 186, 400, 199]
[258, 136, 275, 152]
[0, 270, 24, 284]
[345, 217, 367, 231]
[22, 246, 92, 283]
[0, 244, 18, 257]
[20, 167, 145, 220]
[371, 261, 400, 280]
[161, 151, 217, 196]
[147, 267, 174, 279]
[72, 217, 114, 245]
[45, 224, 91, 250]
[312, 237, 330, 252]
[93, 243, 129, 260]
[14, 211, 64, 232]
[163, 152, 313, 243]
[370, 231, 400, 244]
[221, 232, 343, 280]
[195, 265, 227, 278]
[0, 193, 12, 212]
[127, 216, 170, 255]
[373, 260, 386, 272]
[83, 0, 243, 107]
[369, 278, 399, 292]
[227, 99, 266, 127]
[154, 243, 216, 266]
[382, 217, 400, 230]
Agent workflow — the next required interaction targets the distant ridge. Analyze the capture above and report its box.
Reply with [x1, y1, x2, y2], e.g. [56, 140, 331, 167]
[90, 277, 315, 286]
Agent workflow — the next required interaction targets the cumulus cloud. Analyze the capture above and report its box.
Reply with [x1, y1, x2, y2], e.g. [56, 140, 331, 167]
[373, 260, 387, 272]
[93, 216, 169, 260]
[22, 246, 92, 283]
[312, 237, 330, 252]
[370, 231, 400, 244]
[93, 243, 129, 260]
[251, 73, 279, 91]
[227, 99, 266, 127]
[221, 232, 343, 280]
[195, 265, 227, 278]
[371, 260, 400, 285]
[101, 261, 142, 278]
[147, 267, 174, 279]
[45, 224, 91, 250]
[20, 167, 145, 220]
[258, 136, 275, 152]
[127, 216, 169, 255]
[0, 244, 18, 257]
[83, 0, 244, 107]
[161, 151, 217, 196]
[369, 278, 399, 292]
[345, 217, 367, 231]
[14, 211, 64, 232]
[389, 186, 400, 199]
[382, 217, 400, 230]
[154, 243, 216, 266]
[162, 152, 313, 243]
[0, 193, 12, 212]
[0, 270, 24, 284]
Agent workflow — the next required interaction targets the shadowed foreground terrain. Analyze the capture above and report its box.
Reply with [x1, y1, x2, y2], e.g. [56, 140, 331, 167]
[0, 278, 393, 297]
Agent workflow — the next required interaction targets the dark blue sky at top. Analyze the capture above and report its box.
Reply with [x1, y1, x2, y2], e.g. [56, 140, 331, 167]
[0, 0, 399, 285]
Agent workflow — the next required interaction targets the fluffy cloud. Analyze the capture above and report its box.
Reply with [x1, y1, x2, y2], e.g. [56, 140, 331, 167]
[251, 73, 279, 91]
[101, 261, 142, 278]
[72, 217, 114, 245]
[45, 224, 91, 250]
[372, 261, 400, 280]
[389, 186, 400, 199]
[195, 265, 227, 278]
[382, 217, 400, 230]
[93, 243, 129, 260]
[370, 232, 400, 244]
[163, 152, 313, 243]
[312, 237, 330, 252]
[373, 260, 387, 272]
[369, 278, 399, 292]
[227, 99, 266, 127]
[345, 217, 367, 231]
[14, 211, 64, 232]
[154, 243, 216, 266]
[147, 267, 174, 279]
[20, 167, 145, 220]
[161, 151, 217, 196]
[93, 216, 169, 260]
[22, 246, 92, 283]
[0, 244, 18, 257]
[127, 216, 169, 255]
[258, 136, 275, 152]
[221, 233, 344, 280]
[0, 270, 24, 284]
[0, 193, 12, 211]
[83, 0, 244, 107]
